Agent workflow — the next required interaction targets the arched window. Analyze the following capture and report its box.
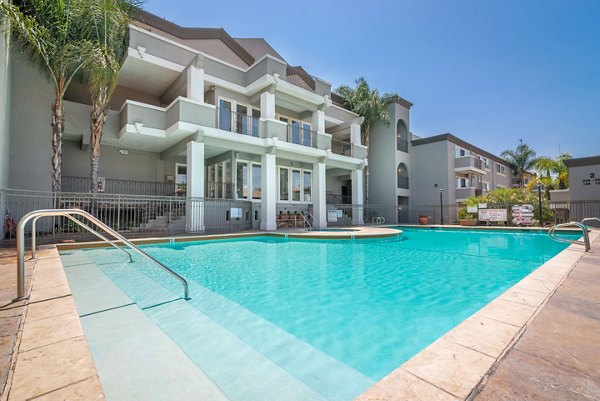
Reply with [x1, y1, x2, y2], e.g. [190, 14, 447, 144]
[397, 163, 409, 189]
[396, 120, 408, 152]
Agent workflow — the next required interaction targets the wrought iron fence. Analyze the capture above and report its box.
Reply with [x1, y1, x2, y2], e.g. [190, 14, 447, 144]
[1, 188, 253, 243]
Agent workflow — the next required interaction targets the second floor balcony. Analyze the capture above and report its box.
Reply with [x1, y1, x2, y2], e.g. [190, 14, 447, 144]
[119, 97, 366, 160]
[455, 155, 486, 175]
[456, 186, 483, 201]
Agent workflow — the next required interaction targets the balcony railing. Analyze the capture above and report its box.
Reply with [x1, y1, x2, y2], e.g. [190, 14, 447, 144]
[397, 176, 409, 189]
[217, 107, 260, 137]
[287, 124, 317, 147]
[331, 138, 352, 156]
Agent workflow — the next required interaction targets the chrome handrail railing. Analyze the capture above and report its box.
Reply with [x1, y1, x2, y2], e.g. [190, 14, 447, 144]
[16, 209, 189, 300]
[548, 221, 591, 252]
[30, 214, 134, 262]
[581, 217, 600, 228]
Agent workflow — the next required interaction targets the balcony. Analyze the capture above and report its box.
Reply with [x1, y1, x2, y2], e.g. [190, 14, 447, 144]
[286, 124, 317, 148]
[216, 107, 260, 137]
[456, 187, 483, 201]
[455, 155, 486, 174]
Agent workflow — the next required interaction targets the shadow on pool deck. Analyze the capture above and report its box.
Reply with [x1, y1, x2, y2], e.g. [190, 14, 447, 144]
[472, 235, 600, 401]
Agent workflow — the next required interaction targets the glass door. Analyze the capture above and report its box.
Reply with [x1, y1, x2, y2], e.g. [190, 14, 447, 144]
[219, 99, 232, 131]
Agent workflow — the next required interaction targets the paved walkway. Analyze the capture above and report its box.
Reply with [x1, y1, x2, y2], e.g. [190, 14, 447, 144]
[473, 235, 600, 401]
[0, 248, 33, 399]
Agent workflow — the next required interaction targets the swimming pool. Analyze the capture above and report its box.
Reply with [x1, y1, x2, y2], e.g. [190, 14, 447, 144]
[61, 228, 579, 401]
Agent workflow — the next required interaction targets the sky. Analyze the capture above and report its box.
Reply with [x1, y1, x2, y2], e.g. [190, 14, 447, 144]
[145, 0, 600, 159]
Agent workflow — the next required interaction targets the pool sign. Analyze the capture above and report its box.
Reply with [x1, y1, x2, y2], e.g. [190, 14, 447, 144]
[478, 208, 507, 222]
[512, 204, 534, 226]
[327, 210, 338, 223]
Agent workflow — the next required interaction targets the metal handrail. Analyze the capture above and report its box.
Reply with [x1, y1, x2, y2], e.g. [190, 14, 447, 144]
[581, 217, 600, 228]
[16, 209, 190, 301]
[548, 221, 591, 252]
[300, 213, 312, 229]
[30, 214, 134, 262]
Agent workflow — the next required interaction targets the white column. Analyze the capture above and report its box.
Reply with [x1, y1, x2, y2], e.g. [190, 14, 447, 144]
[187, 66, 205, 103]
[186, 141, 205, 232]
[350, 123, 361, 145]
[312, 162, 327, 228]
[312, 110, 325, 133]
[260, 91, 275, 120]
[260, 153, 277, 231]
[351, 168, 364, 225]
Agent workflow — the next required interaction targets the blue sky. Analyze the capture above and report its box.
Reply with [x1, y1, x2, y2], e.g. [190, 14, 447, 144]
[145, 0, 600, 158]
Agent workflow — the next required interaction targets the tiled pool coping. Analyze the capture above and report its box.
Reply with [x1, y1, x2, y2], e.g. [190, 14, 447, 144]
[3, 228, 596, 400]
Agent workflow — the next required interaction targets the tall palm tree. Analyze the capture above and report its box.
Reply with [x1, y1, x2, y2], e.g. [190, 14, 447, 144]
[533, 152, 572, 189]
[335, 77, 400, 204]
[81, 0, 138, 192]
[0, 0, 98, 192]
[500, 139, 538, 188]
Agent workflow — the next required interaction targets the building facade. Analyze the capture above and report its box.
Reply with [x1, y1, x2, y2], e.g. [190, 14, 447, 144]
[3, 11, 368, 231]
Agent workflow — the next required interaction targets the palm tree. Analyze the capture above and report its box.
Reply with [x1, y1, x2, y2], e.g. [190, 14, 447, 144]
[335, 77, 400, 203]
[533, 152, 572, 189]
[500, 139, 538, 188]
[81, 0, 138, 192]
[0, 0, 98, 192]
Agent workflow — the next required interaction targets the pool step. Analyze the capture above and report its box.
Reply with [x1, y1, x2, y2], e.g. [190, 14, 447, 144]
[63, 258, 229, 401]
[81, 248, 374, 401]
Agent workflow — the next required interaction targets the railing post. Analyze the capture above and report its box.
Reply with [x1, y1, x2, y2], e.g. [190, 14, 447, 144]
[16, 216, 26, 300]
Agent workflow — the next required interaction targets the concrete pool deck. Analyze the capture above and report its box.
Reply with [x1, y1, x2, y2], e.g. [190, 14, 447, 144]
[0, 228, 598, 400]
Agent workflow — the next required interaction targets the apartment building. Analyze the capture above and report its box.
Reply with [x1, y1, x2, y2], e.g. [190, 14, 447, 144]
[410, 134, 513, 205]
[3, 11, 368, 231]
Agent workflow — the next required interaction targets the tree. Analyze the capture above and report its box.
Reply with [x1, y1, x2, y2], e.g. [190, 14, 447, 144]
[533, 152, 572, 190]
[500, 139, 538, 187]
[0, 0, 98, 191]
[335, 77, 400, 203]
[81, 0, 138, 192]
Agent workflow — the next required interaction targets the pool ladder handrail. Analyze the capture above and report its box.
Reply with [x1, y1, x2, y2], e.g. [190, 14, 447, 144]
[581, 217, 600, 229]
[16, 209, 190, 301]
[547, 221, 591, 252]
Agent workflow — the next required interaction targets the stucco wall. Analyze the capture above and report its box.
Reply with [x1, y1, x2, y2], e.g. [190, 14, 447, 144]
[9, 56, 55, 191]
[410, 141, 451, 206]
[0, 8, 11, 189]
[568, 164, 600, 201]
[62, 140, 175, 183]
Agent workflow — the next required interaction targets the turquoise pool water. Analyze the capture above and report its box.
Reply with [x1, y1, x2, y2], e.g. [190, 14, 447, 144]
[63, 228, 579, 400]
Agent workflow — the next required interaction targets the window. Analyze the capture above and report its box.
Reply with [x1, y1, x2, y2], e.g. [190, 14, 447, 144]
[455, 146, 469, 158]
[481, 157, 490, 169]
[456, 176, 470, 188]
[302, 124, 312, 147]
[218, 99, 232, 131]
[218, 98, 260, 136]
[175, 164, 187, 195]
[252, 109, 260, 137]
[497, 164, 506, 174]
[291, 169, 301, 201]
[277, 114, 312, 146]
[279, 167, 289, 201]
[252, 164, 261, 199]
[482, 182, 490, 191]
[396, 120, 408, 152]
[397, 163, 409, 189]
[303, 171, 312, 202]
[236, 162, 248, 199]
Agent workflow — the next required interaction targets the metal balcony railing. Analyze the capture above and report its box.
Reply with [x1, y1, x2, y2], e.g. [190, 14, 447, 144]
[217, 107, 260, 137]
[331, 138, 351, 156]
[287, 124, 317, 147]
